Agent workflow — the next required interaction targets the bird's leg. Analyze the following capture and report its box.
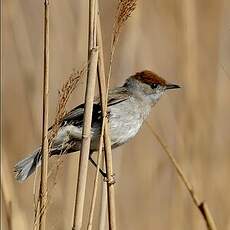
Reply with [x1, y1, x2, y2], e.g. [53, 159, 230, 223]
[89, 154, 107, 178]
[89, 154, 116, 185]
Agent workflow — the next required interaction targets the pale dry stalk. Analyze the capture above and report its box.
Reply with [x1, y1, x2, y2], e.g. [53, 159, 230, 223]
[39, 0, 50, 230]
[87, 9, 111, 229]
[72, 0, 98, 228]
[97, 16, 107, 230]
[72, 48, 98, 230]
[88, 1, 138, 228]
[87, 111, 104, 230]
[91, 1, 137, 229]
[33, 142, 74, 228]
[33, 68, 85, 229]
[103, 122, 116, 230]
[97, 7, 117, 230]
[33, 4, 80, 230]
[146, 122, 217, 230]
[98, 171, 108, 230]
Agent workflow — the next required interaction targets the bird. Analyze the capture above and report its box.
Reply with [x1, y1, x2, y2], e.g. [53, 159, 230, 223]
[14, 70, 180, 181]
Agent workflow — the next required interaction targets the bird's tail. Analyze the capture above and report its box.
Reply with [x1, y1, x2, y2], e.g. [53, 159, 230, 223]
[14, 147, 42, 182]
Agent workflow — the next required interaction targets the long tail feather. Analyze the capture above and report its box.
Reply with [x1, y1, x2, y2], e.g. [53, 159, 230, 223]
[14, 147, 42, 182]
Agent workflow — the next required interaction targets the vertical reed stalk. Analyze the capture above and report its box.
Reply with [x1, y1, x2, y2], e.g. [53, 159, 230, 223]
[72, 1, 98, 229]
[98, 174, 108, 230]
[39, 0, 50, 229]
[103, 123, 116, 230]
[96, 1, 138, 228]
[72, 48, 98, 230]
[87, 112, 104, 230]
[92, 2, 137, 229]
[74, 1, 137, 229]
[97, 8, 117, 230]
[87, 9, 112, 229]
[87, 28, 104, 229]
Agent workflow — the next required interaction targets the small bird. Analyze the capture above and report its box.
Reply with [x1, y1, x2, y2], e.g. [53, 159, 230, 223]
[14, 70, 180, 181]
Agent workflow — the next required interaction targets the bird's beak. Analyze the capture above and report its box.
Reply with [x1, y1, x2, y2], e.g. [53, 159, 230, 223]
[165, 83, 181, 90]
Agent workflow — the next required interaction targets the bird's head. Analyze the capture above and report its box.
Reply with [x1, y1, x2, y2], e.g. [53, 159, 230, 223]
[124, 70, 180, 104]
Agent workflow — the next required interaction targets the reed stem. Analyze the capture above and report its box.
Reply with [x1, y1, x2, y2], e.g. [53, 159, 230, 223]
[146, 123, 217, 230]
[72, 1, 98, 228]
[39, 0, 50, 229]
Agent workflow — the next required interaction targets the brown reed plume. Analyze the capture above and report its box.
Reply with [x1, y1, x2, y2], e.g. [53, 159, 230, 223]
[107, 0, 137, 86]
[49, 67, 86, 144]
[112, 0, 137, 47]
[46, 66, 87, 179]
[33, 67, 86, 229]
[107, 0, 137, 106]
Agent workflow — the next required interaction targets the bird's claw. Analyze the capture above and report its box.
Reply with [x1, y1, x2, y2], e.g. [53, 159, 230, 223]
[103, 173, 116, 185]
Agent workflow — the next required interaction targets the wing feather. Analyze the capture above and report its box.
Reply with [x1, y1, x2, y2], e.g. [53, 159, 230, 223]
[61, 86, 129, 126]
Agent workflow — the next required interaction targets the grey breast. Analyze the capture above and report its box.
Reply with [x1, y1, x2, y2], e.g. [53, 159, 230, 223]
[108, 97, 145, 148]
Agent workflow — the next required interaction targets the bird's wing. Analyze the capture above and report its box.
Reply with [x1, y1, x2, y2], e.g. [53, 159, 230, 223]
[62, 103, 101, 126]
[106, 87, 130, 106]
[62, 103, 85, 122]
[61, 86, 129, 125]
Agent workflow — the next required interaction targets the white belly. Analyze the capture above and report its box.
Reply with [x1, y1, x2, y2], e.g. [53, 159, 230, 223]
[109, 98, 148, 148]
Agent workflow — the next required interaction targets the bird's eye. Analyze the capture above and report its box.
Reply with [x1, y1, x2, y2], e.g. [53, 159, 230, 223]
[151, 83, 158, 89]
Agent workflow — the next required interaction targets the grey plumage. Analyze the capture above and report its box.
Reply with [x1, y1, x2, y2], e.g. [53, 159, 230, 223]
[14, 87, 131, 182]
[14, 70, 180, 182]
[14, 147, 42, 181]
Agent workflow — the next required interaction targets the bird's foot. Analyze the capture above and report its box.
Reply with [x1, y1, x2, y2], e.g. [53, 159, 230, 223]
[104, 173, 116, 185]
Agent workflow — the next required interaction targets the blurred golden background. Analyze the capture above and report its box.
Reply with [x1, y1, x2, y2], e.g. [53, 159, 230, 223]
[2, 0, 230, 229]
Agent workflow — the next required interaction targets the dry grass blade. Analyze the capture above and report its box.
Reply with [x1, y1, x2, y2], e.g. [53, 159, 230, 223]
[146, 122, 217, 230]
